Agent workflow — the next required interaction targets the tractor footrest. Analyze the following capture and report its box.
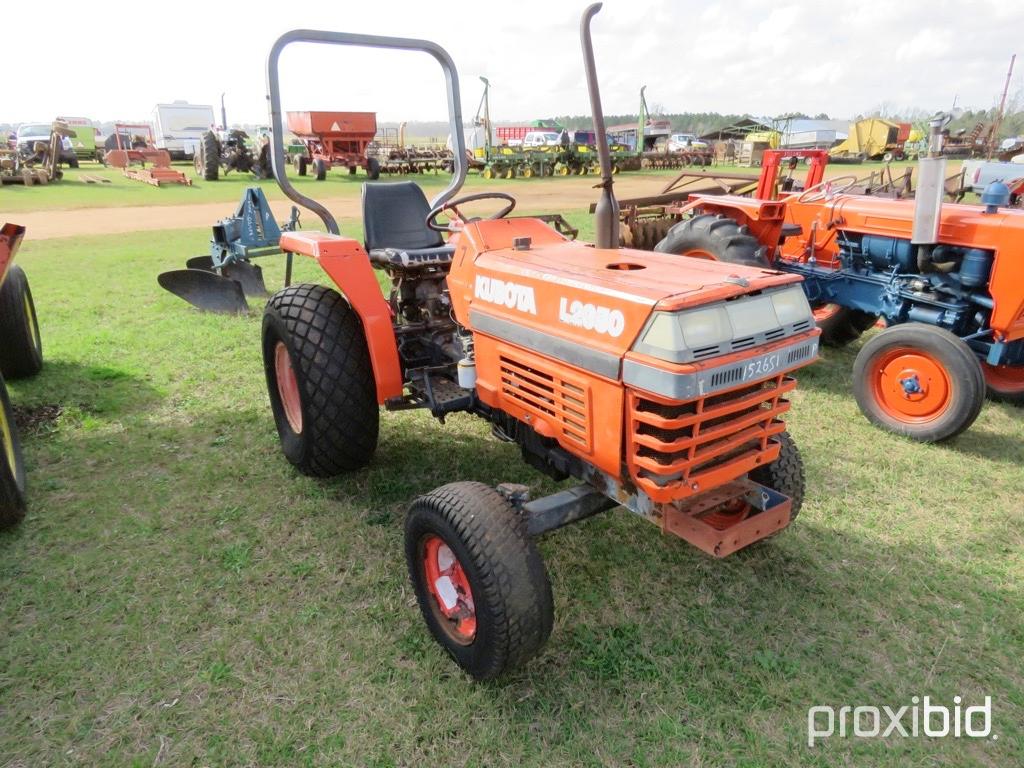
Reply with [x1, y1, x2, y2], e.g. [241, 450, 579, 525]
[660, 479, 791, 558]
[425, 375, 472, 415]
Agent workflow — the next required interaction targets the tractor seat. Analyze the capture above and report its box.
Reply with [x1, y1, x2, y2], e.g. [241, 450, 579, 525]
[362, 181, 454, 269]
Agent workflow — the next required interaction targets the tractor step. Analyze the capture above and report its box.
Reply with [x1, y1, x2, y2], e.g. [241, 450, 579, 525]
[424, 375, 472, 416]
[391, 371, 473, 417]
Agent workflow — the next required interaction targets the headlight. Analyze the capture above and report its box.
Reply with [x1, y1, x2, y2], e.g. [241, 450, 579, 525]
[679, 305, 731, 348]
[770, 286, 813, 326]
[725, 294, 778, 338]
[633, 286, 813, 363]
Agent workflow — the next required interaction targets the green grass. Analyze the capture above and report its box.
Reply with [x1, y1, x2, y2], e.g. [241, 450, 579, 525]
[0, 221, 1021, 767]
[0, 162, 459, 212]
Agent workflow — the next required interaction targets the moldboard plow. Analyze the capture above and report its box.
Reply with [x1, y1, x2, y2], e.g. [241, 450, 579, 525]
[158, 187, 299, 313]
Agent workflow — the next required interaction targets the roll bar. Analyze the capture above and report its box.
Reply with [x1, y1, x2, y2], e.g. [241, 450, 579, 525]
[580, 4, 620, 249]
[266, 29, 468, 235]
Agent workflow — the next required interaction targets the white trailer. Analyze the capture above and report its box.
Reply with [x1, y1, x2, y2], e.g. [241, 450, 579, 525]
[152, 102, 215, 160]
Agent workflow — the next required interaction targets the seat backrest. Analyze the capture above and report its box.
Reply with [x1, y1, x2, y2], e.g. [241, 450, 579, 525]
[362, 181, 444, 252]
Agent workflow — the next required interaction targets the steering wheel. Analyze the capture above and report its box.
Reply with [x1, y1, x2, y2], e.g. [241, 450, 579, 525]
[426, 192, 516, 232]
[794, 175, 859, 203]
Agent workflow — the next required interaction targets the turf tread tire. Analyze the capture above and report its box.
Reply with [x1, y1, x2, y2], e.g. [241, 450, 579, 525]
[0, 265, 42, 379]
[405, 481, 553, 680]
[749, 431, 804, 523]
[262, 284, 378, 476]
[654, 213, 767, 266]
[852, 323, 985, 442]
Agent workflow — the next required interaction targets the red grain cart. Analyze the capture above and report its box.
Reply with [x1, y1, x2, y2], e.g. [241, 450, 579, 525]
[286, 111, 381, 180]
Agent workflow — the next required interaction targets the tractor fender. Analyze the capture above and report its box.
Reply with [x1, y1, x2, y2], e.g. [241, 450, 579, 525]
[278, 232, 403, 403]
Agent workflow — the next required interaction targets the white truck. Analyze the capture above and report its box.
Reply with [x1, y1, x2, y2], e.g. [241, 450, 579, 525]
[152, 102, 216, 160]
[960, 158, 1024, 204]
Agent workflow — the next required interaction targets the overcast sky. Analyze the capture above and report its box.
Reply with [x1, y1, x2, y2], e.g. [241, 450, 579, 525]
[4, 0, 1021, 127]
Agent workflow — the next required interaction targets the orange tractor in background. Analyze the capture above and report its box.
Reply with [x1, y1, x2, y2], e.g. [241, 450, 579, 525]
[256, 7, 820, 679]
[654, 141, 1024, 442]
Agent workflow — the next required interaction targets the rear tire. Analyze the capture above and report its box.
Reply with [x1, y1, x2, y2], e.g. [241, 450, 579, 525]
[262, 284, 379, 476]
[853, 324, 985, 442]
[0, 375, 27, 529]
[814, 303, 879, 347]
[314, 158, 327, 181]
[749, 431, 804, 524]
[199, 130, 220, 181]
[366, 157, 381, 181]
[0, 265, 43, 379]
[654, 213, 767, 266]
[405, 482, 553, 680]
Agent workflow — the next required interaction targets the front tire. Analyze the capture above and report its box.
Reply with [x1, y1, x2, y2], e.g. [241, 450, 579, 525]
[262, 284, 379, 476]
[0, 265, 43, 379]
[749, 431, 804, 524]
[0, 375, 27, 529]
[654, 213, 767, 266]
[853, 324, 985, 442]
[314, 158, 327, 181]
[405, 482, 553, 680]
[814, 303, 878, 347]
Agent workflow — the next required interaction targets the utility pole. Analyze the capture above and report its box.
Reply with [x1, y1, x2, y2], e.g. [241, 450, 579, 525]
[988, 54, 1016, 160]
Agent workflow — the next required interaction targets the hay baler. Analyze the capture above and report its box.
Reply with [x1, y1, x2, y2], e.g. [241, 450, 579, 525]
[258, 7, 820, 679]
[656, 140, 1024, 442]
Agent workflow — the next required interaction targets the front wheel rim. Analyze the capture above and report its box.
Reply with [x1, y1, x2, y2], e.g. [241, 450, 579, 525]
[812, 303, 842, 323]
[0, 402, 15, 476]
[24, 294, 38, 352]
[870, 347, 952, 423]
[274, 341, 303, 434]
[421, 534, 477, 644]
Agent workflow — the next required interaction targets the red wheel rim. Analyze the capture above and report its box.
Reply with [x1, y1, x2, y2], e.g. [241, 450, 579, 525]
[812, 303, 842, 323]
[982, 363, 1024, 395]
[702, 498, 750, 530]
[421, 534, 477, 644]
[869, 347, 952, 423]
[682, 248, 717, 261]
[274, 341, 303, 434]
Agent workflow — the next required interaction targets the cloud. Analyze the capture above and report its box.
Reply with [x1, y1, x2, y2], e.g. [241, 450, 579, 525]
[1, 0, 1021, 125]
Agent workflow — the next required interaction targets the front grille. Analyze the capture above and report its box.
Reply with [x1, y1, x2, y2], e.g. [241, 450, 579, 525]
[627, 374, 795, 502]
[500, 355, 591, 450]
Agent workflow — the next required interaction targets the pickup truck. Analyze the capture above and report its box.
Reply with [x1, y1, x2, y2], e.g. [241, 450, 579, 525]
[960, 158, 1024, 202]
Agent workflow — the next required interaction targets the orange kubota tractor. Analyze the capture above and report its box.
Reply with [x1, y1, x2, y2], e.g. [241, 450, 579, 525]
[258, 6, 820, 679]
[655, 132, 1024, 443]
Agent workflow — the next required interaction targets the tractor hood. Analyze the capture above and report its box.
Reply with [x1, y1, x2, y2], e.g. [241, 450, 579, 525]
[448, 217, 812, 380]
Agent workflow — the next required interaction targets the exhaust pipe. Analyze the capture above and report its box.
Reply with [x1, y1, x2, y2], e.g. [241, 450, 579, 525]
[911, 113, 949, 265]
[580, 3, 619, 249]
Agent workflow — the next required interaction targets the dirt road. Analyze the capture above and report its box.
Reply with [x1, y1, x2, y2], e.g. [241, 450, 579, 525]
[15, 175, 688, 239]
